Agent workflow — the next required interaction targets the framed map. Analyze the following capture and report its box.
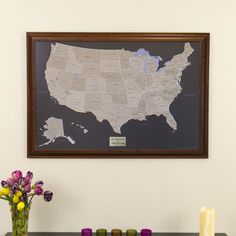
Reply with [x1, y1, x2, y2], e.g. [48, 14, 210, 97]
[27, 32, 209, 158]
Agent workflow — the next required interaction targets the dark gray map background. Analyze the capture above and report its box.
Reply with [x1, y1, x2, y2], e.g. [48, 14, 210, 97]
[35, 41, 200, 150]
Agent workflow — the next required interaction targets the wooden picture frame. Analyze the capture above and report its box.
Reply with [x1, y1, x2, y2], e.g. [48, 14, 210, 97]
[27, 32, 209, 158]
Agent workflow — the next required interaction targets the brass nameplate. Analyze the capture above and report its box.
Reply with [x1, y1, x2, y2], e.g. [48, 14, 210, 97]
[109, 137, 126, 147]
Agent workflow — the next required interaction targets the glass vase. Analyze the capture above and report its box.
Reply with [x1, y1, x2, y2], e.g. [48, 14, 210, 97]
[10, 204, 30, 236]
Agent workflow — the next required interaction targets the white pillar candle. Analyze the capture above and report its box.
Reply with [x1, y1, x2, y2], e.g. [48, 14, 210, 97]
[200, 207, 215, 236]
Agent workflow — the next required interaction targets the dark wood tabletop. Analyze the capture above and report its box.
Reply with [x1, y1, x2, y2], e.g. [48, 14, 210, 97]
[6, 233, 227, 236]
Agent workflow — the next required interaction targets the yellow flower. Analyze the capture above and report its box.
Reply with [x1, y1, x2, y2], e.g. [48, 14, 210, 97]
[13, 195, 19, 203]
[16, 191, 22, 197]
[0, 191, 3, 196]
[17, 202, 25, 211]
[2, 187, 10, 196]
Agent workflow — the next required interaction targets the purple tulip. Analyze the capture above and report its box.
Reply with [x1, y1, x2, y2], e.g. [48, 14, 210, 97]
[25, 171, 33, 184]
[43, 191, 53, 202]
[35, 181, 44, 187]
[34, 186, 43, 195]
[12, 170, 22, 182]
[22, 192, 28, 202]
[25, 184, 32, 193]
[11, 183, 19, 194]
[1, 180, 9, 188]
[7, 178, 15, 186]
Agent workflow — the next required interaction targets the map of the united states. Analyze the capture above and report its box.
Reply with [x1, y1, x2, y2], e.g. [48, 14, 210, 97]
[41, 42, 194, 146]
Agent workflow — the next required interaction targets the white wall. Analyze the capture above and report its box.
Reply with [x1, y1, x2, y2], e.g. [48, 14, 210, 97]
[0, 0, 236, 235]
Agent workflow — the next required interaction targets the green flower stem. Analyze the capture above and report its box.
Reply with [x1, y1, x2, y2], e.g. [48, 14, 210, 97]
[28, 194, 35, 206]
[0, 196, 10, 201]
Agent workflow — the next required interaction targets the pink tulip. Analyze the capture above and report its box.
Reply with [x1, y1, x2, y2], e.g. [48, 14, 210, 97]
[25, 171, 33, 184]
[12, 170, 22, 182]
[34, 186, 43, 195]
[7, 178, 15, 186]
[35, 181, 44, 187]
[25, 184, 31, 193]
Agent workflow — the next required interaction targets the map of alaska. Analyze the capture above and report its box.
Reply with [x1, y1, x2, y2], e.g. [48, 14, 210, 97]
[39, 117, 75, 147]
[44, 43, 194, 134]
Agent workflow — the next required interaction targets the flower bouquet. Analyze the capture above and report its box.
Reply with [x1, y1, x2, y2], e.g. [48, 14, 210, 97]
[0, 170, 53, 236]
